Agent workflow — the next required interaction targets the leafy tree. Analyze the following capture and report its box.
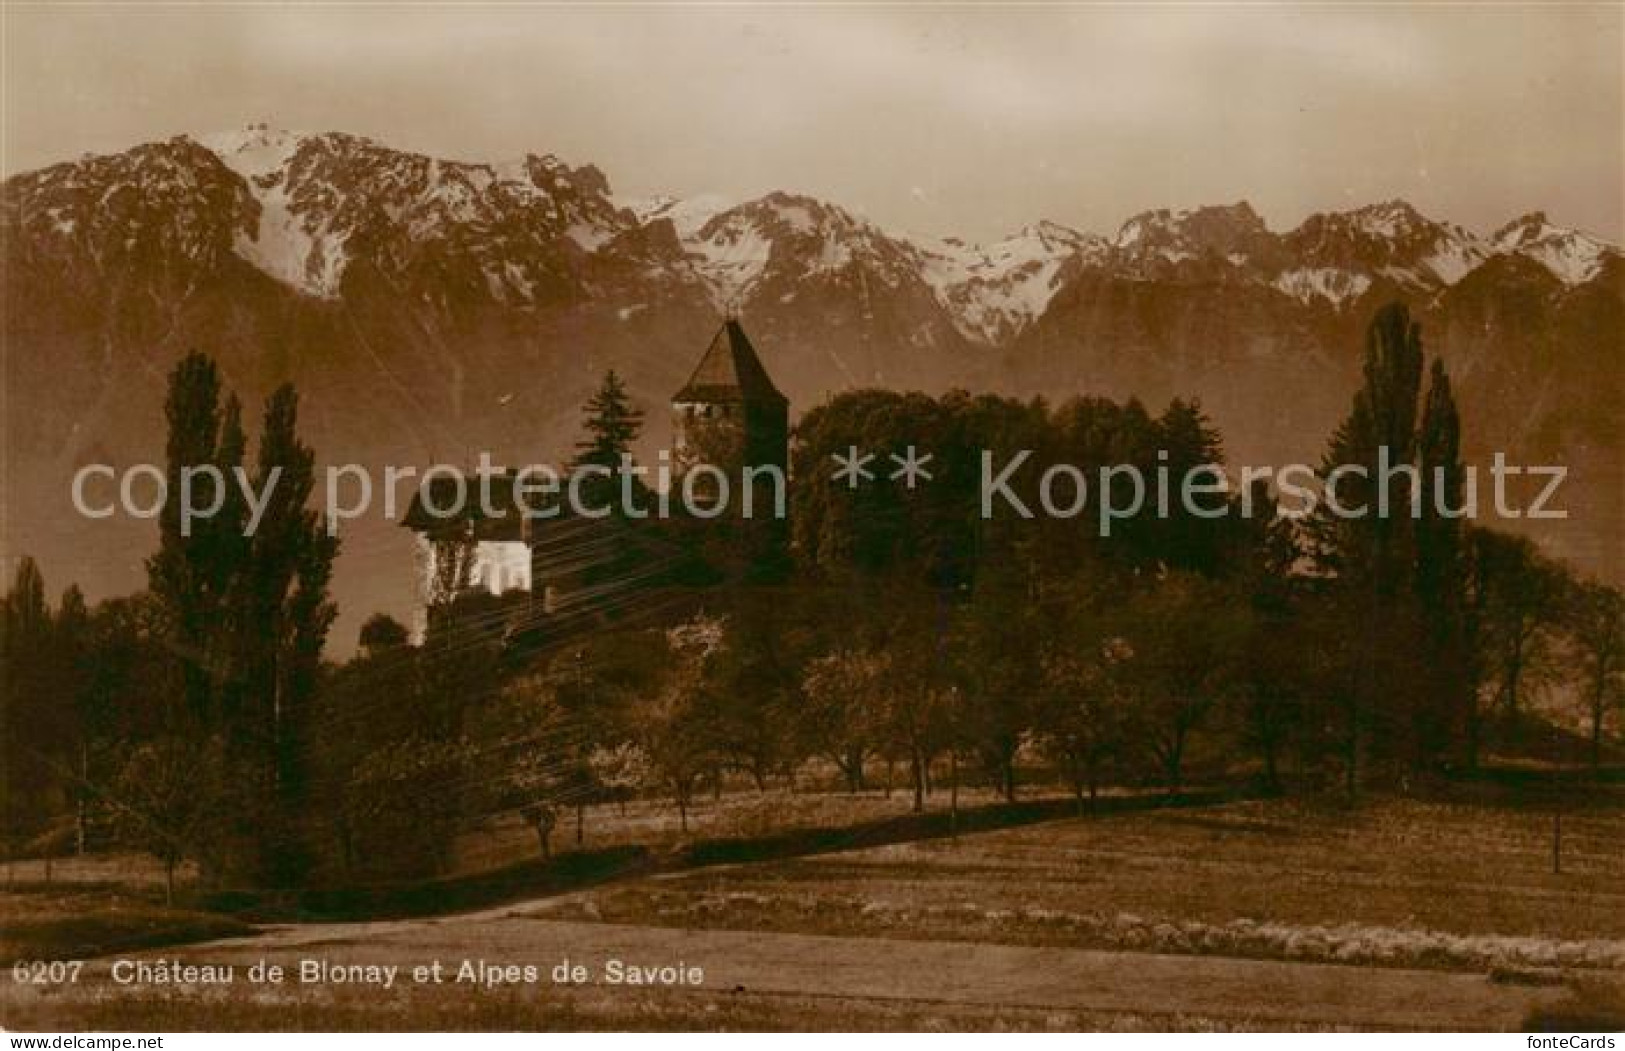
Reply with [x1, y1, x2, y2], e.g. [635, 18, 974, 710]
[1037, 640, 1130, 811]
[1, 559, 56, 860]
[109, 735, 228, 904]
[1118, 573, 1249, 787]
[953, 577, 1037, 801]
[801, 648, 885, 793]
[1473, 530, 1567, 727]
[635, 617, 725, 831]
[307, 643, 423, 876]
[1045, 395, 1162, 571]
[1310, 303, 1429, 787]
[483, 674, 576, 858]
[54, 586, 97, 854]
[146, 354, 247, 728]
[791, 390, 980, 588]
[358, 613, 410, 657]
[1415, 358, 1471, 767]
[707, 594, 801, 789]
[588, 742, 651, 815]
[879, 637, 955, 814]
[77, 595, 169, 819]
[144, 356, 338, 885]
[1222, 481, 1314, 791]
[1566, 580, 1624, 769]
[224, 383, 339, 884]
[339, 736, 476, 878]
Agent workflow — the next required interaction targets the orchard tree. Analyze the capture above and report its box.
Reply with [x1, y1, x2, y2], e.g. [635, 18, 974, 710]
[636, 617, 725, 832]
[1119, 573, 1249, 788]
[802, 648, 885, 793]
[1568, 581, 1624, 769]
[1473, 530, 1567, 726]
[1037, 642, 1129, 811]
[110, 736, 228, 904]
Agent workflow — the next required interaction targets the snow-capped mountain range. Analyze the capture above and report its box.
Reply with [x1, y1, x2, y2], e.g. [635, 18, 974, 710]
[12, 126, 1613, 345]
[3, 125, 1620, 612]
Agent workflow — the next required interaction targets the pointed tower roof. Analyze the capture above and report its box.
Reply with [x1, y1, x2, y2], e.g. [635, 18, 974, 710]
[673, 319, 788, 407]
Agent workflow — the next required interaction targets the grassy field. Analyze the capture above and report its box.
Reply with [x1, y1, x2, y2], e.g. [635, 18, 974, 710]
[527, 795, 1625, 972]
[0, 882, 253, 963]
[2, 791, 1622, 1031]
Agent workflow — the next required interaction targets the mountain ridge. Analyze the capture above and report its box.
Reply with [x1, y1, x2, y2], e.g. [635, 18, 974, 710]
[10, 126, 1615, 335]
[3, 125, 1619, 636]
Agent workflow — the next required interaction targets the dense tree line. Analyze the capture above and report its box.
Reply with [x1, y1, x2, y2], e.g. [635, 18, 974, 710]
[294, 307, 1621, 880]
[3, 306, 1622, 890]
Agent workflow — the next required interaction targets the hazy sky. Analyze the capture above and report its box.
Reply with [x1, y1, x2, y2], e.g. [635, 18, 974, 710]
[3, 4, 1621, 242]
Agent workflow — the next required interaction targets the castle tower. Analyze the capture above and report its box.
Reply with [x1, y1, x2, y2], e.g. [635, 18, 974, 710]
[671, 318, 789, 479]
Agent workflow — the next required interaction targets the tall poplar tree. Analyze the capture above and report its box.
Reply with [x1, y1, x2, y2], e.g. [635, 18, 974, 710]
[1416, 359, 1470, 767]
[147, 356, 337, 884]
[234, 384, 338, 883]
[1312, 304, 1426, 789]
[147, 353, 237, 726]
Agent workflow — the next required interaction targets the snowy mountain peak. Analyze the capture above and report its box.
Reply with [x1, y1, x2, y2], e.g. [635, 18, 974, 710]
[1286, 200, 1490, 289]
[1347, 199, 1428, 238]
[620, 193, 733, 239]
[1492, 211, 1553, 245]
[676, 192, 904, 308]
[908, 221, 1109, 344]
[2, 135, 257, 283]
[185, 130, 637, 297]
[1114, 201, 1269, 264]
[705, 192, 863, 238]
[1490, 212, 1615, 286]
[198, 124, 308, 178]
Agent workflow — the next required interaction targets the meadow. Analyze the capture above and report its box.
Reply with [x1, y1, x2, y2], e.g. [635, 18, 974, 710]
[3, 788, 1622, 1031]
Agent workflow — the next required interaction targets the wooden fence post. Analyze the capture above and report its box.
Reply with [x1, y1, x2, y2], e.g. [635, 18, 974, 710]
[1553, 811, 1562, 875]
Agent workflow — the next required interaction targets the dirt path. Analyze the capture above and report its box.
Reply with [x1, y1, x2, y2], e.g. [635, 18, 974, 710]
[5, 911, 1568, 1030]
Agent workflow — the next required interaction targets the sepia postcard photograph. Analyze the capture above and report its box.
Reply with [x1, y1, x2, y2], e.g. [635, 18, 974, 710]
[0, 0, 1621, 1040]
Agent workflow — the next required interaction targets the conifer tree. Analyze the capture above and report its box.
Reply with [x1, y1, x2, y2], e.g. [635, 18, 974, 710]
[572, 370, 644, 472]
[1155, 397, 1227, 574]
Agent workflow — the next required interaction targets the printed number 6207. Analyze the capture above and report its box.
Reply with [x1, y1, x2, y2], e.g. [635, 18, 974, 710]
[11, 960, 83, 984]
